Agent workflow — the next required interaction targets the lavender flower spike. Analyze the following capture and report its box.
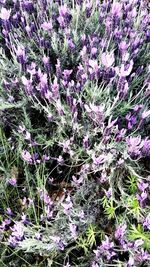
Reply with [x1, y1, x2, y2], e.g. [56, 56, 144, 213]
[0, 7, 11, 20]
[21, 150, 32, 163]
[101, 52, 115, 68]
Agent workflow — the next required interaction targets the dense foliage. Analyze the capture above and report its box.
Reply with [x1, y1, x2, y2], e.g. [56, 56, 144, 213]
[0, 0, 150, 266]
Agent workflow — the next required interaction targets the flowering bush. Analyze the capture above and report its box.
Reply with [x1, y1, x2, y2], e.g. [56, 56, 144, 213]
[0, 0, 150, 266]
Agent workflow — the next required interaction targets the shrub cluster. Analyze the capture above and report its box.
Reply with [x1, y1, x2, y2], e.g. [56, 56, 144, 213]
[0, 0, 150, 266]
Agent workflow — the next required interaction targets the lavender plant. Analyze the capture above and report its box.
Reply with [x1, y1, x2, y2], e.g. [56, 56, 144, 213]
[0, 0, 150, 266]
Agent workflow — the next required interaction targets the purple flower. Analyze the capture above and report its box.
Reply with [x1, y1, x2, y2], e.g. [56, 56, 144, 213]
[83, 135, 89, 149]
[92, 262, 99, 267]
[142, 252, 150, 261]
[41, 21, 52, 31]
[67, 39, 75, 50]
[21, 150, 32, 163]
[22, 1, 34, 13]
[57, 16, 65, 28]
[143, 213, 150, 230]
[119, 41, 129, 51]
[72, 175, 84, 187]
[44, 205, 53, 219]
[63, 69, 73, 81]
[0, 7, 11, 20]
[84, 103, 104, 124]
[50, 236, 65, 250]
[24, 131, 31, 140]
[18, 125, 26, 133]
[92, 154, 106, 165]
[61, 139, 71, 153]
[0, 219, 11, 230]
[126, 136, 143, 157]
[57, 155, 64, 164]
[57, 5, 71, 28]
[45, 90, 53, 101]
[61, 195, 73, 214]
[141, 139, 150, 156]
[141, 110, 150, 119]
[42, 155, 50, 161]
[15, 46, 26, 65]
[127, 136, 142, 147]
[35, 232, 42, 240]
[43, 55, 49, 65]
[134, 248, 150, 262]
[62, 201, 73, 211]
[51, 76, 59, 98]
[80, 46, 87, 60]
[8, 235, 18, 247]
[25, 25, 32, 37]
[85, 2, 92, 17]
[21, 76, 33, 94]
[127, 255, 135, 266]
[32, 153, 39, 162]
[9, 222, 24, 247]
[116, 60, 134, 77]
[94, 236, 116, 260]
[122, 51, 130, 62]
[77, 210, 85, 220]
[39, 73, 48, 93]
[99, 170, 107, 183]
[115, 128, 126, 142]
[93, 248, 100, 258]
[104, 188, 112, 198]
[59, 5, 69, 17]
[137, 191, 148, 206]
[101, 52, 115, 68]
[118, 77, 129, 99]
[8, 178, 17, 186]
[40, 190, 53, 206]
[126, 113, 137, 129]
[134, 239, 144, 248]
[115, 224, 127, 240]
[85, 103, 103, 114]
[69, 223, 77, 238]
[91, 47, 97, 56]
[27, 62, 36, 75]
[101, 236, 114, 250]
[47, 113, 53, 121]
[111, 2, 122, 18]
[12, 223, 24, 239]
[55, 58, 62, 77]
[137, 180, 149, 192]
[21, 213, 29, 224]
[6, 208, 13, 216]
[133, 104, 143, 112]
[88, 59, 99, 74]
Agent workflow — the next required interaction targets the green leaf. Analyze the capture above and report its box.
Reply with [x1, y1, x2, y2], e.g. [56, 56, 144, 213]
[128, 225, 150, 249]
[0, 101, 25, 110]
